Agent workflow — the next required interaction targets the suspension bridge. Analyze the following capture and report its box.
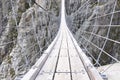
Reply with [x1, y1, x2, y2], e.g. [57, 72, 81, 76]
[0, 0, 120, 80]
[21, 0, 120, 80]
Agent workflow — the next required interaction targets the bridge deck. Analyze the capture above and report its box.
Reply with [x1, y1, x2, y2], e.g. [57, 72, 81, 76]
[35, 24, 90, 80]
[22, 0, 103, 79]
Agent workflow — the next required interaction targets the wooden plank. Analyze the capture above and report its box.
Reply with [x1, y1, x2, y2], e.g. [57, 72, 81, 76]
[70, 57, 86, 72]
[68, 38, 90, 80]
[39, 49, 59, 73]
[56, 57, 70, 72]
[35, 33, 62, 80]
[54, 41, 62, 49]
[56, 49, 69, 72]
[70, 53, 90, 80]
[72, 73, 90, 80]
[54, 73, 71, 80]
[68, 48, 79, 57]
[35, 49, 59, 80]
[59, 49, 68, 57]
[67, 33, 75, 49]
[61, 39, 67, 49]
[35, 73, 53, 80]
[56, 31, 70, 72]
[61, 31, 67, 49]
[67, 41, 75, 49]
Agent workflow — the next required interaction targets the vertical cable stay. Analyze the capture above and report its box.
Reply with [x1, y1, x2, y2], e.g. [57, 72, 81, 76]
[84, 2, 98, 48]
[78, 0, 102, 66]
[66, 0, 120, 78]
[80, 34, 119, 62]
[67, 1, 120, 76]
[65, 0, 120, 78]
[31, 0, 48, 11]
[95, 0, 117, 66]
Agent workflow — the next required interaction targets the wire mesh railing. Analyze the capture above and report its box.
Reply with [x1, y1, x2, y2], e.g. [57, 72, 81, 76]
[68, 0, 120, 75]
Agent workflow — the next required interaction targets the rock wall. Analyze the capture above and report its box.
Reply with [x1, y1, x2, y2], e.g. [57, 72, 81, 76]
[65, 0, 120, 65]
[0, 0, 61, 79]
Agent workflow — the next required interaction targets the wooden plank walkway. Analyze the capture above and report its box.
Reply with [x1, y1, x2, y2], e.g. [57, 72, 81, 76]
[35, 23, 90, 80]
[22, 0, 103, 80]
[34, 0, 102, 79]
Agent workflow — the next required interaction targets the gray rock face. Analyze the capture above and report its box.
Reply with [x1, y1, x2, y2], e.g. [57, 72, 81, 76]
[0, 0, 61, 79]
[0, 0, 11, 36]
[66, 0, 120, 65]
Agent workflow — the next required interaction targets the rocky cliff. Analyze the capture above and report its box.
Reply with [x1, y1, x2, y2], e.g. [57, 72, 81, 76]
[65, 0, 120, 65]
[0, 0, 61, 79]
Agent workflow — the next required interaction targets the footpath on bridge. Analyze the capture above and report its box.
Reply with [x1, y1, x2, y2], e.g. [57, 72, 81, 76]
[22, 0, 103, 80]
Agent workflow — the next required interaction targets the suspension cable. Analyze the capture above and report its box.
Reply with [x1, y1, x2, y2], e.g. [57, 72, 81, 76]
[31, 0, 48, 11]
